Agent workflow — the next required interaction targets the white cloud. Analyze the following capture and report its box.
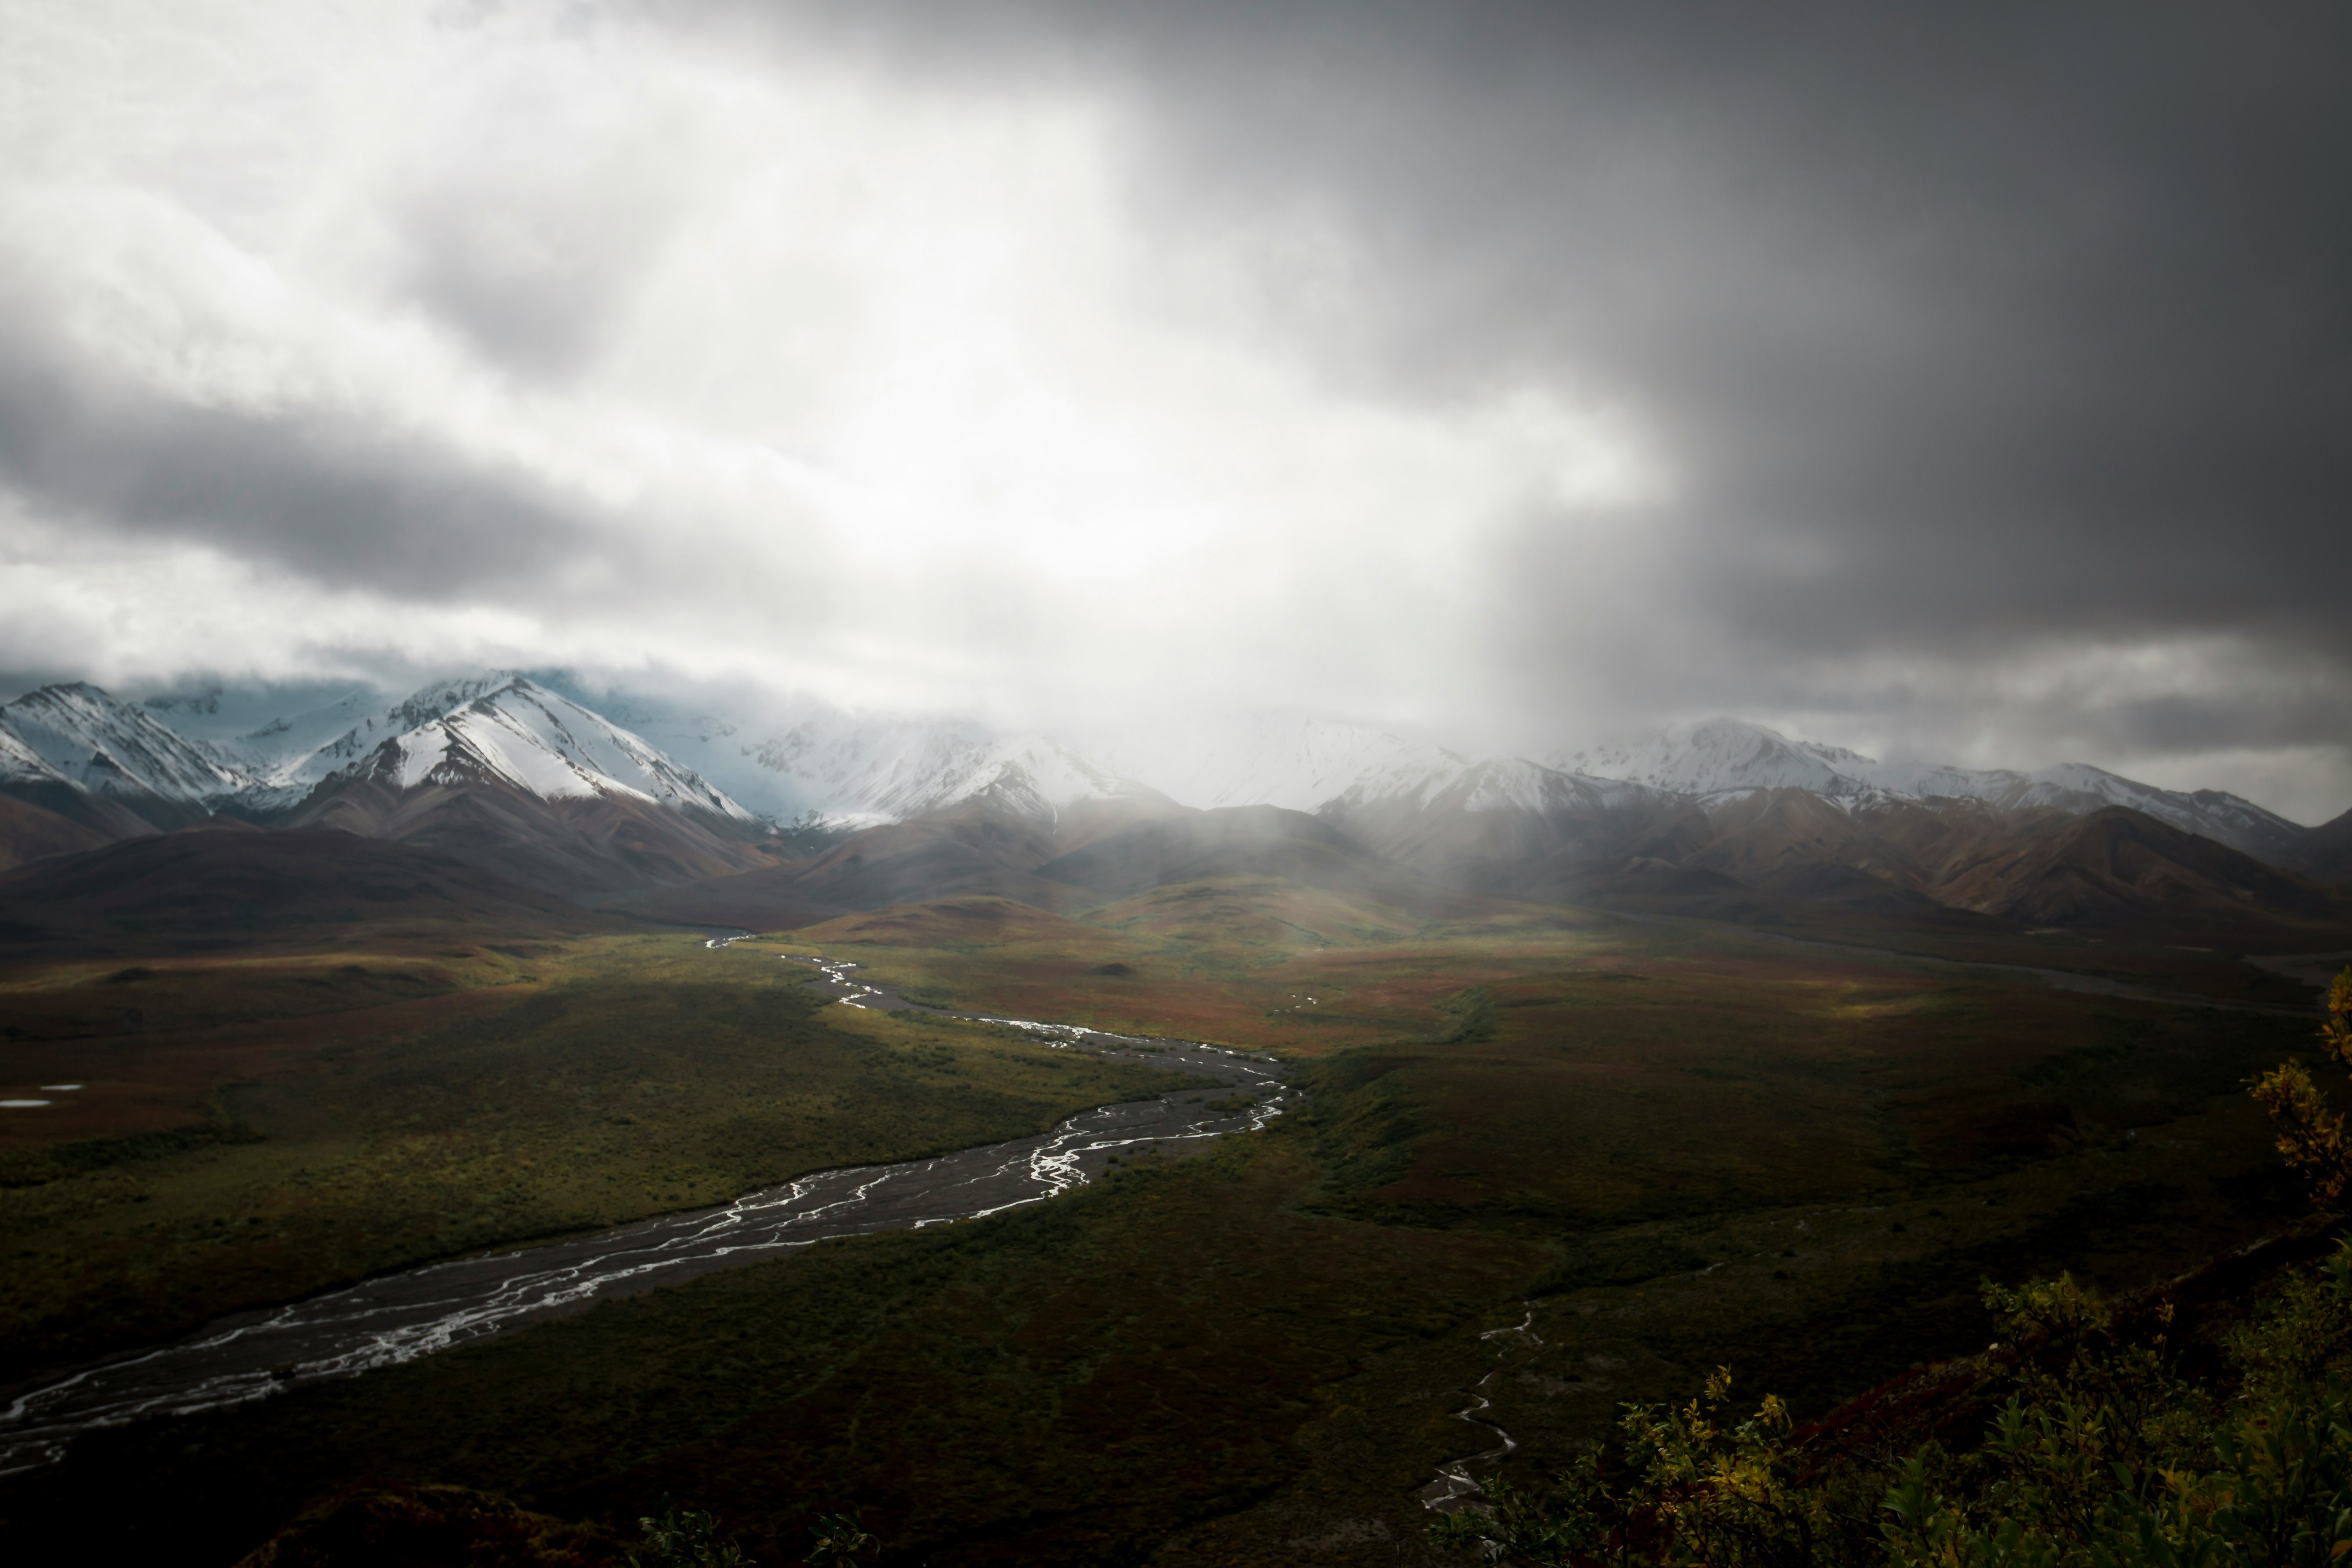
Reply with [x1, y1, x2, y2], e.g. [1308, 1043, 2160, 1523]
[0, 0, 2339, 821]
[0, 0, 1668, 733]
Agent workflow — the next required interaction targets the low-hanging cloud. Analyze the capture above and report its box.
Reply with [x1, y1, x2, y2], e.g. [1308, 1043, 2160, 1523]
[1, 0, 2346, 820]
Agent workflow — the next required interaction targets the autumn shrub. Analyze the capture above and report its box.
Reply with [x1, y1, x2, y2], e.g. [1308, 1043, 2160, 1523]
[2252, 966, 2352, 1206]
[1436, 1002, 2352, 1568]
[1438, 1247, 2352, 1565]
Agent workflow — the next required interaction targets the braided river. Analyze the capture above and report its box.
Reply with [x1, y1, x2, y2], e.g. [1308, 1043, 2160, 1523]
[0, 945, 1292, 1474]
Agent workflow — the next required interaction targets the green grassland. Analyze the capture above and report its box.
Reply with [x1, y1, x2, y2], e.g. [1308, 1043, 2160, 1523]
[0, 933, 1195, 1385]
[10, 1131, 1546, 1566]
[0, 893, 2331, 1565]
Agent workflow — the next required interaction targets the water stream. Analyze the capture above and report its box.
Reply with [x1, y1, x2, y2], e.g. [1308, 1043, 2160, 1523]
[1419, 1303, 1542, 1513]
[0, 946, 1292, 1475]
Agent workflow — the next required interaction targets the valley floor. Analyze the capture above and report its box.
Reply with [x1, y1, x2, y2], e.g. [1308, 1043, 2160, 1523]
[0, 903, 2329, 1565]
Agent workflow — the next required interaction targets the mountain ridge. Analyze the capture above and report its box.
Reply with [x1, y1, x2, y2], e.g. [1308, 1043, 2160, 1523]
[0, 683, 251, 832]
[1549, 716, 2306, 861]
[3, 677, 2345, 929]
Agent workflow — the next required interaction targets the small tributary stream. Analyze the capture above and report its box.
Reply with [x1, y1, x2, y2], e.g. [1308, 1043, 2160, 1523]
[1418, 1303, 1542, 1513]
[0, 946, 1292, 1474]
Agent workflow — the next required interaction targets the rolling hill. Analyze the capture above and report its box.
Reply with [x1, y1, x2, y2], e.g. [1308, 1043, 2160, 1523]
[0, 791, 111, 872]
[1930, 805, 2349, 937]
[626, 792, 1491, 937]
[0, 828, 626, 955]
[2285, 806, 2352, 885]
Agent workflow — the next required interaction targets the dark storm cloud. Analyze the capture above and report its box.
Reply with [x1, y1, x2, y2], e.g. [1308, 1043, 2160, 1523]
[732, 0, 2352, 749]
[6, 0, 2343, 808]
[0, 308, 594, 597]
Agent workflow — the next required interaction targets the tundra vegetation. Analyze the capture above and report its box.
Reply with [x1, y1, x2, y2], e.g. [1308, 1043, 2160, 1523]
[0, 901, 2336, 1565]
[1428, 969, 2352, 1568]
[0, 935, 1194, 1382]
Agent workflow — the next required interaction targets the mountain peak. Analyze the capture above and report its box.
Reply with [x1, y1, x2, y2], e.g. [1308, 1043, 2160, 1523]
[387, 671, 529, 733]
[1555, 717, 1865, 798]
[338, 676, 755, 822]
[0, 680, 251, 808]
[1548, 718, 2309, 862]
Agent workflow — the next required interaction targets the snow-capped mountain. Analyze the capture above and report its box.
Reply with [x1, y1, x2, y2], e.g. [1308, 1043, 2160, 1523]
[335, 677, 758, 823]
[139, 672, 758, 824]
[527, 677, 1156, 830]
[0, 683, 252, 817]
[6, 665, 2333, 900]
[1315, 749, 1699, 883]
[1559, 718, 1873, 799]
[536, 693, 807, 825]
[1320, 751, 1658, 818]
[676, 705, 1478, 831]
[1552, 717, 2308, 861]
[0, 674, 757, 840]
[143, 681, 377, 772]
[0, 725, 69, 792]
[167, 674, 523, 810]
[734, 718, 1142, 828]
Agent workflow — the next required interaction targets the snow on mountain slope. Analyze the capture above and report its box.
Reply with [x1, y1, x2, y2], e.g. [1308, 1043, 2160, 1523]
[129, 668, 2315, 868]
[1320, 750, 1660, 817]
[534, 692, 1639, 830]
[141, 681, 380, 772]
[237, 688, 409, 788]
[0, 725, 71, 790]
[543, 697, 815, 825]
[632, 703, 1438, 828]
[527, 677, 1155, 829]
[0, 683, 251, 805]
[213, 676, 531, 808]
[342, 678, 757, 822]
[1556, 718, 1869, 798]
[1555, 718, 2309, 862]
[1969, 764, 2307, 863]
[740, 718, 1139, 827]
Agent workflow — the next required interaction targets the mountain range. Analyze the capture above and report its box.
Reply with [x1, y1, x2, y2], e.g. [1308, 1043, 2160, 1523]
[0, 677, 774, 897]
[1, 672, 2346, 945]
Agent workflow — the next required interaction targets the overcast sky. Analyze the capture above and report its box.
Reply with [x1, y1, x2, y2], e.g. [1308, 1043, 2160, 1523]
[2, 1, 2346, 819]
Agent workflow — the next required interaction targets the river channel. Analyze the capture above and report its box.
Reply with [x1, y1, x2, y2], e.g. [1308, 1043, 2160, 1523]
[0, 947, 1292, 1475]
